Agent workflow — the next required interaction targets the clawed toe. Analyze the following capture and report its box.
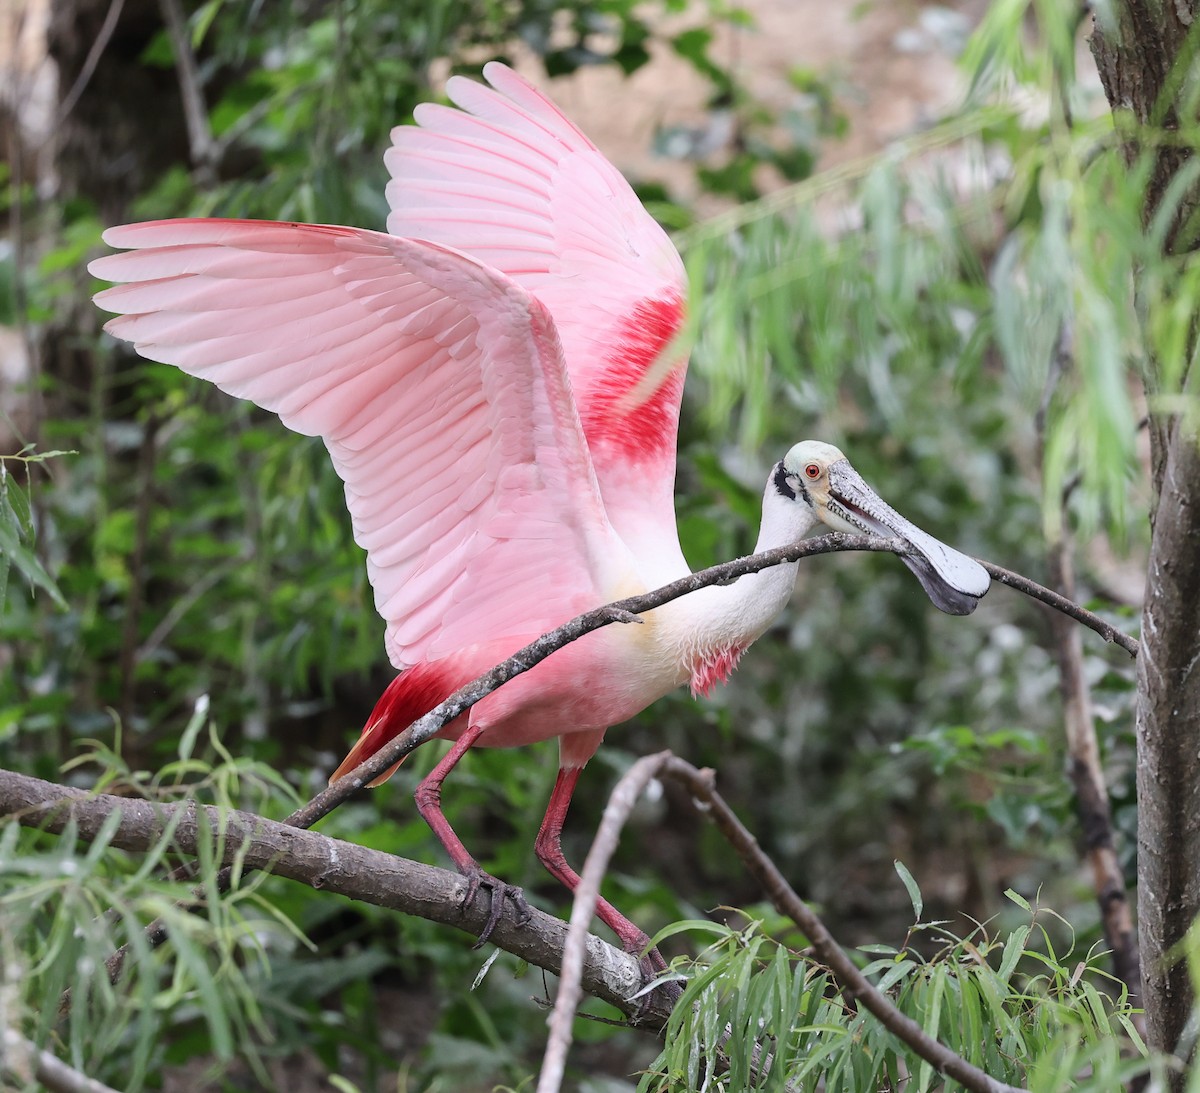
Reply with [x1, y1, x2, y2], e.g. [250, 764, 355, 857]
[631, 945, 684, 1014]
[460, 867, 531, 946]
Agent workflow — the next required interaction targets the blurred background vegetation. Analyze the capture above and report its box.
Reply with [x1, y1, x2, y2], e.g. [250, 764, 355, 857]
[0, 0, 1173, 1088]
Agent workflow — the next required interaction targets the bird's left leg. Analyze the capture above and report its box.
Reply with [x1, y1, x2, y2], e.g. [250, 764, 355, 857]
[413, 723, 531, 945]
[534, 766, 671, 982]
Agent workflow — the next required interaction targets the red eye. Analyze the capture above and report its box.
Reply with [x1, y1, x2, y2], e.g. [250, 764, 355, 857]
[804, 463, 821, 480]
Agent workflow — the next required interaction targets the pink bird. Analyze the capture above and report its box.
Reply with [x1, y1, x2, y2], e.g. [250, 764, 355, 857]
[90, 63, 988, 967]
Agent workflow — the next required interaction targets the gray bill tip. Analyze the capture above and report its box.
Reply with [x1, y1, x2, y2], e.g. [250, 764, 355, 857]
[899, 553, 987, 615]
[826, 461, 990, 616]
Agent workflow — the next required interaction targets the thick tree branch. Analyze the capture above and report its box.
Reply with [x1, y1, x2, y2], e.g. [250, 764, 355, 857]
[2, 1028, 121, 1093]
[541, 752, 1027, 1093]
[1090, 2, 1200, 1079]
[1135, 427, 1200, 1069]
[0, 769, 673, 1028]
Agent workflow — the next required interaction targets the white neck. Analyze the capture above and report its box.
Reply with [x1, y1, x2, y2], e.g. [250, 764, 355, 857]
[656, 477, 818, 693]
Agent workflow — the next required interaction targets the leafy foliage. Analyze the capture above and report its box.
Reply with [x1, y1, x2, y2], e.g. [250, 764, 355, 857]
[644, 887, 1149, 1091]
[3, 0, 1186, 1086]
[2, 740, 302, 1091]
[0, 452, 69, 615]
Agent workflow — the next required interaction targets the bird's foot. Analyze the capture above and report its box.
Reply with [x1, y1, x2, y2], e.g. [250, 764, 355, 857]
[460, 866, 532, 947]
[619, 932, 685, 1015]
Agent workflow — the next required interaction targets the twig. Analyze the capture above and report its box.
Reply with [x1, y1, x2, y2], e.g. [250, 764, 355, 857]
[1037, 318, 1143, 1031]
[539, 752, 677, 1093]
[0, 770, 672, 1027]
[135, 550, 250, 663]
[978, 559, 1138, 657]
[2, 1027, 121, 1093]
[55, 0, 126, 126]
[657, 755, 1030, 1093]
[1045, 536, 1144, 1016]
[157, 0, 217, 182]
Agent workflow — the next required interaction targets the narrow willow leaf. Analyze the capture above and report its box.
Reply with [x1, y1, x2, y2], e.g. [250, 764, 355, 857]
[0, 487, 67, 607]
[894, 859, 923, 921]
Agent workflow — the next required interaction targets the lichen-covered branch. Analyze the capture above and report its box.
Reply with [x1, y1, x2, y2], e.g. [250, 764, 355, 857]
[0, 769, 670, 1027]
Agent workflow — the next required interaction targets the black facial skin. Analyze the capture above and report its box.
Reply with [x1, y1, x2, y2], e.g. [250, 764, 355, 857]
[773, 461, 811, 505]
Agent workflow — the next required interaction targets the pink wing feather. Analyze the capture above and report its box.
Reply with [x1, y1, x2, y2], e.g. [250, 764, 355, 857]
[386, 63, 690, 582]
[90, 219, 632, 668]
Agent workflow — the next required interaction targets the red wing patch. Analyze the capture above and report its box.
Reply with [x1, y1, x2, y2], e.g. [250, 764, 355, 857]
[580, 291, 686, 464]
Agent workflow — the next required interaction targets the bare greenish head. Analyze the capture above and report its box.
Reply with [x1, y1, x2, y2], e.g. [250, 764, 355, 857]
[773, 440, 990, 616]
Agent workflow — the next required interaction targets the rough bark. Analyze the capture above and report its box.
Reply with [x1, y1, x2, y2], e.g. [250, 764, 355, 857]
[1089, 0, 1200, 258]
[0, 768, 665, 1025]
[1134, 427, 1200, 1067]
[1090, 1, 1199, 495]
[1089, 2, 1200, 1076]
[1046, 536, 1143, 1015]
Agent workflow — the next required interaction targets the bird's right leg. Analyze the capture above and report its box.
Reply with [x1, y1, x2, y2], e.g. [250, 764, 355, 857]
[534, 766, 673, 986]
[413, 724, 531, 946]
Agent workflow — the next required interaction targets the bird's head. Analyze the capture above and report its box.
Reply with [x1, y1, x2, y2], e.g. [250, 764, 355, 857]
[773, 440, 990, 616]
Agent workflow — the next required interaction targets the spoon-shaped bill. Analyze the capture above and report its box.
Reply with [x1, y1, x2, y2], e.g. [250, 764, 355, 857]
[823, 460, 990, 616]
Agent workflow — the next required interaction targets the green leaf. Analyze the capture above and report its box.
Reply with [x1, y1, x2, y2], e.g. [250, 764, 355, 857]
[894, 859, 923, 921]
[1005, 888, 1033, 912]
[0, 493, 66, 607]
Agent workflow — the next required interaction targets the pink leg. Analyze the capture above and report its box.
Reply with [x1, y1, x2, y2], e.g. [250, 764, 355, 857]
[534, 767, 669, 978]
[414, 723, 530, 944]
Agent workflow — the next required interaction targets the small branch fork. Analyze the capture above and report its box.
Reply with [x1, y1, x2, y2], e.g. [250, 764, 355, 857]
[3, 533, 1135, 1080]
[540, 753, 1029, 1093]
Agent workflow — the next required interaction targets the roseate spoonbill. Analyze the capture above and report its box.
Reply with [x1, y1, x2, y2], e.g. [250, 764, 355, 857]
[90, 63, 988, 962]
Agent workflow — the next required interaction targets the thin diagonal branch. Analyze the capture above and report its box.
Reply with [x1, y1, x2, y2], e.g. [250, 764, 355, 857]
[54, 0, 126, 126]
[539, 752, 678, 1093]
[157, 0, 217, 182]
[978, 559, 1138, 656]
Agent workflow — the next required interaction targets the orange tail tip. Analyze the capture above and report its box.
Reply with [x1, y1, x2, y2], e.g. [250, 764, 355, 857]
[329, 726, 405, 787]
[329, 662, 462, 786]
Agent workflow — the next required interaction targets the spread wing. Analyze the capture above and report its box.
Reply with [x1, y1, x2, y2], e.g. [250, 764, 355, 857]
[386, 62, 690, 582]
[90, 218, 632, 667]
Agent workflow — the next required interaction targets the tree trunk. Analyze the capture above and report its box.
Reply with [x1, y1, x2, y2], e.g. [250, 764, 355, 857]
[1090, 3, 1200, 1076]
[1134, 423, 1200, 1068]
